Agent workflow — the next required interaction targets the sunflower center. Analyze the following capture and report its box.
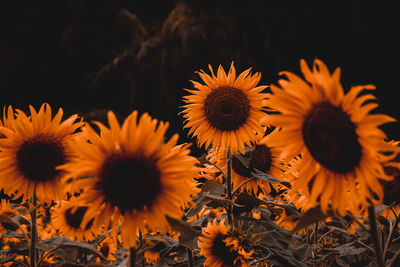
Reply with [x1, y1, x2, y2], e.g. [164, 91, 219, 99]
[302, 101, 361, 174]
[65, 206, 89, 229]
[100, 243, 110, 257]
[251, 145, 272, 173]
[211, 233, 238, 266]
[382, 166, 400, 205]
[232, 156, 252, 178]
[204, 86, 250, 131]
[17, 135, 65, 182]
[98, 154, 162, 213]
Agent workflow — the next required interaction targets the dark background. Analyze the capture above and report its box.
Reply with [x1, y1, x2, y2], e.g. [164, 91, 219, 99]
[0, 0, 398, 156]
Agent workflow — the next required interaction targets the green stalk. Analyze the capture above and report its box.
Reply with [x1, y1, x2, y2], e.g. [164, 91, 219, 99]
[186, 247, 194, 267]
[368, 205, 385, 267]
[129, 247, 136, 267]
[30, 192, 37, 267]
[226, 150, 233, 225]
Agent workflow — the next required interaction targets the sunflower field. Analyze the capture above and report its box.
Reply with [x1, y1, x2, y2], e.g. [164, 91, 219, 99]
[1, 1, 398, 267]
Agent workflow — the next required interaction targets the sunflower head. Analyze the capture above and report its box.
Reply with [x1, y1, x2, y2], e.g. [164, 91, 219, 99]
[181, 62, 269, 154]
[198, 219, 253, 267]
[265, 59, 398, 215]
[51, 199, 99, 242]
[0, 103, 84, 202]
[207, 127, 283, 196]
[97, 236, 117, 261]
[59, 110, 200, 248]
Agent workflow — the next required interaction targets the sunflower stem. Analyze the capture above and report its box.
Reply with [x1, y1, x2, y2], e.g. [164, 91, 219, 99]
[368, 205, 385, 267]
[226, 150, 233, 225]
[29, 192, 38, 267]
[314, 222, 319, 244]
[129, 247, 136, 267]
[186, 247, 194, 267]
[383, 209, 400, 262]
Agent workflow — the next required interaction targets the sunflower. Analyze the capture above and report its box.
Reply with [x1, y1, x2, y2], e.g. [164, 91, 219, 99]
[207, 128, 283, 195]
[181, 62, 269, 154]
[144, 249, 161, 265]
[0, 199, 19, 234]
[198, 219, 253, 267]
[58, 110, 200, 248]
[51, 198, 99, 241]
[265, 59, 397, 215]
[379, 160, 400, 219]
[0, 103, 84, 202]
[97, 236, 117, 261]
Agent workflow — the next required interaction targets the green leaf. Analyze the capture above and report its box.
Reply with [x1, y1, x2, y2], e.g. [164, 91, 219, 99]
[233, 192, 264, 214]
[200, 180, 225, 196]
[166, 216, 201, 236]
[233, 152, 251, 168]
[290, 206, 334, 234]
[252, 169, 291, 188]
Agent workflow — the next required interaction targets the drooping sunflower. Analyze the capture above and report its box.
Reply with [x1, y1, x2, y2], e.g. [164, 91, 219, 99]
[58, 110, 200, 248]
[181, 62, 269, 154]
[198, 219, 253, 267]
[207, 128, 283, 195]
[51, 198, 100, 241]
[0, 104, 84, 202]
[265, 59, 397, 215]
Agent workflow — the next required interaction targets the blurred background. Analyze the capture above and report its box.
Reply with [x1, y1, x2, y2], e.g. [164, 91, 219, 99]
[0, 0, 397, 156]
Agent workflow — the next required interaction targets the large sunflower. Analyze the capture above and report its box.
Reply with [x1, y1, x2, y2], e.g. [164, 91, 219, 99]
[198, 219, 253, 267]
[265, 59, 397, 215]
[58, 110, 200, 248]
[181, 62, 269, 154]
[207, 128, 283, 195]
[0, 104, 84, 202]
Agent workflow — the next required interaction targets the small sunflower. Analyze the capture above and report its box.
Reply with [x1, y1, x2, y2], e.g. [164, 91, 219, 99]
[59, 110, 200, 248]
[144, 249, 161, 265]
[198, 219, 253, 267]
[0, 199, 19, 235]
[207, 128, 283, 195]
[51, 199, 99, 241]
[0, 104, 84, 202]
[181, 62, 269, 154]
[380, 161, 400, 219]
[265, 59, 397, 215]
[97, 236, 117, 261]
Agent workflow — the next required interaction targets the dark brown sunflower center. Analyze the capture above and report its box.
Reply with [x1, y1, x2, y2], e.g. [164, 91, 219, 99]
[17, 135, 65, 182]
[98, 154, 162, 214]
[211, 233, 239, 267]
[232, 156, 252, 178]
[100, 242, 110, 257]
[382, 166, 400, 205]
[232, 145, 273, 178]
[302, 101, 361, 174]
[65, 206, 89, 230]
[251, 145, 272, 173]
[204, 86, 250, 131]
